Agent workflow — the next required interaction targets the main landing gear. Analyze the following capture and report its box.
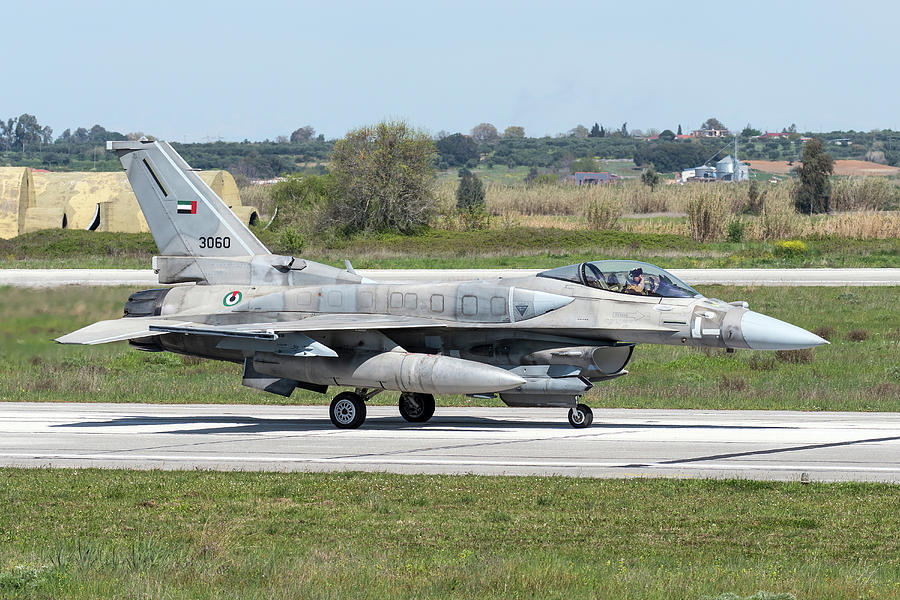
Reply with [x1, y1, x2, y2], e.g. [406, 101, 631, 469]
[328, 389, 436, 429]
[329, 391, 367, 429]
[329, 390, 590, 429]
[568, 403, 593, 429]
[398, 392, 435, 423]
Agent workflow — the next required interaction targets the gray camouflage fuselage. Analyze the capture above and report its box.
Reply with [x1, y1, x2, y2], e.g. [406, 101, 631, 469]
[58, 139, 828, 426]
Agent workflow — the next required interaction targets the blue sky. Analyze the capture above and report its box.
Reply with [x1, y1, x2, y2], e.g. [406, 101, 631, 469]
[3, 0, 898, 141]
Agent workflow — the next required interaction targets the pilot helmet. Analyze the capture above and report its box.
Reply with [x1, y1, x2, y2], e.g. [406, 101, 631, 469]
[629, 267, 643, 280]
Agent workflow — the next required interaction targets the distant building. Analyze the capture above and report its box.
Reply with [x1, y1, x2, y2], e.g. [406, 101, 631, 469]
[574, 172, 620, 185]
[647, 134, 694, 141]
[691, 129, 729, 138]
[715, 155, 749, 182]
[752, 132, 790, 141]
[693, 165, 717, 179]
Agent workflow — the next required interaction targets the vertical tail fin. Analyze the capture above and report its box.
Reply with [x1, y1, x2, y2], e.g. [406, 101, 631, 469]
[107, 140, 269, 257]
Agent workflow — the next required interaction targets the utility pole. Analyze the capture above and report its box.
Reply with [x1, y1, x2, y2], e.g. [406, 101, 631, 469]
[733, 135, 739, 183]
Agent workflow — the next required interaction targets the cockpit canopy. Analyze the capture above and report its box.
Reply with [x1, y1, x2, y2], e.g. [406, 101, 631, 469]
[537, 260, 702, 298]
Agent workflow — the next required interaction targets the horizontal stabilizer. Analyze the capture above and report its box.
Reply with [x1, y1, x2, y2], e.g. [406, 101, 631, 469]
[56, 317, 185, 345]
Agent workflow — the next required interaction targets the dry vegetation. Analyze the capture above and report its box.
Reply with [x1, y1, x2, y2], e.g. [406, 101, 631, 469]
[244, 175, 898, 244]
[748, 159, 900, 176]
[433, 178, 900, 241]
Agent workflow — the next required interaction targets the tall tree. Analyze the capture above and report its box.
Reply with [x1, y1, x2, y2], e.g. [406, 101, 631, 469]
[741, 124, 761, 137]
[290, 125, 315, 142]
[456, 170, 485, 210]
[569, 124, 589, 139]
[502, 126, 525, 139]
[641, 166, 660, 190]
[677, 124, 682, 135]
[792, 138, 834, 214]
[588, 123, 601, 138]
[619, 122, 628, 137]
[701, 117, 726, 131]
[436, 133, 480, 166]
[470, 123, 499, 144]
[328, 120, 437, 233]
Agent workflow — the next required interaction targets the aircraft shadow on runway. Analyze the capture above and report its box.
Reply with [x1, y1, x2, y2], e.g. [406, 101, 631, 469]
[52, 415, 796, 436]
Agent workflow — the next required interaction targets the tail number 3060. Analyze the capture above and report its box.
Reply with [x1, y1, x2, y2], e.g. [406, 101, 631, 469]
[199, 236, 230, 249]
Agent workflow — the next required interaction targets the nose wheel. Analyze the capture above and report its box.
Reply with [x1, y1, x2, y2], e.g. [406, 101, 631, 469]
[568, 403, 593, 428]
[399, 392, 435, 423]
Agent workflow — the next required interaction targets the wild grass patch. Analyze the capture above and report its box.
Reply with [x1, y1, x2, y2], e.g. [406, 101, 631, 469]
[0, 469, 896, 599]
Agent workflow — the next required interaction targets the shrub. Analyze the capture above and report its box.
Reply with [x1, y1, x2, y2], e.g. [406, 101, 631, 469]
[746, 180, 766, 215]
[813, 326, 834, 340]
[640, 166, 660, 190]
[329, 120, 436, 233]
[726, 218, 745, 242]
[773, 240, 807, 258]
[267, 174, 334, 231]
[457, 206, 491, 231]
[748, 354, 777, 371]
[831, 177, 897, 211]
[846, 329, 868, 342]
[628, 185, 668, 213]
[456, 171, 486, 211]
[277, 227, 305, 254]
[686, 188, 728, 241]
[584, 194, 623, 230]
[718, 375, 747, 392]
[758, 190, 798, 240]
[776, 348, 813, 364]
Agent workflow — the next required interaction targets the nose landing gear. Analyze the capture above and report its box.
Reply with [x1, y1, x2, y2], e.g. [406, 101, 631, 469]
[567, 403, 593, 428]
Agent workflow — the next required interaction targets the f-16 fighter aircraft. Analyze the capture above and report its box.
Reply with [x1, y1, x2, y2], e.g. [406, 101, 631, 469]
[58, 140, 828, 429]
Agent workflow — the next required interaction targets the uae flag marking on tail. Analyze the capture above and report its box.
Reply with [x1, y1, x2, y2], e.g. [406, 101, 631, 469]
[177, 200, 197, 214]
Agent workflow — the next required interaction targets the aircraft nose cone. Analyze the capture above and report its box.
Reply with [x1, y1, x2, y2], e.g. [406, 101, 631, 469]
[739, 310, 829, 350]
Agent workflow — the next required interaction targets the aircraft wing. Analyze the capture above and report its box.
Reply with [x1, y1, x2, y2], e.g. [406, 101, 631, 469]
[149, 313, 449, 337]
[55, 317, 193, 345]
[58, 313, 449, 346]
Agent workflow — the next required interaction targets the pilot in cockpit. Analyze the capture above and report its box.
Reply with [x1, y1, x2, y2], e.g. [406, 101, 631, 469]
[624, 267, 647, 294]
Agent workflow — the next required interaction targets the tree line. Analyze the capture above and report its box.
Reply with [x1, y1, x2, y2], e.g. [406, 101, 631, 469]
[2, 113, 898, 176]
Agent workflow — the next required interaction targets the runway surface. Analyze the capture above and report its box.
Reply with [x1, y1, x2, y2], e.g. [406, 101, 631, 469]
[1, 403, 897, 482]
[1, 267, 899, 287]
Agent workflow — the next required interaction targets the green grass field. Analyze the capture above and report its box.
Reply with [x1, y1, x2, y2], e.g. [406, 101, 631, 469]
[1, 228, 898, 269]
[1, 285, 897, 412]
[0, 469, 897, 599]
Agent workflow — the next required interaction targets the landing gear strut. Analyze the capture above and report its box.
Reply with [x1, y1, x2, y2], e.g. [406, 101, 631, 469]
[568, 403, 593, 428]
[398, 392, 435, 423]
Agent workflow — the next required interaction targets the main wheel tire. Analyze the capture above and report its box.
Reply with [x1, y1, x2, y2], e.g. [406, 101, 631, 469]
[568, 403, 593, 428]
[398, 392, 435, 423]
[330, 392, 367, 429]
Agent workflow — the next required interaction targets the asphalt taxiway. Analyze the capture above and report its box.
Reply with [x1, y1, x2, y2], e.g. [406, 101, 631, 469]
[1, 403, 897, 482]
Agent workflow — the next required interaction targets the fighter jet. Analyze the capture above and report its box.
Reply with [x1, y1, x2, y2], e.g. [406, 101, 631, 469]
[57, 140, 828, 428]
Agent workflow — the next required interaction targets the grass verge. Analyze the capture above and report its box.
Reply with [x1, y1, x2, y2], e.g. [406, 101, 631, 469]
[1, 286, 897, 412]
[0, 469, 897, 599]
[1, 228, 898, 269]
